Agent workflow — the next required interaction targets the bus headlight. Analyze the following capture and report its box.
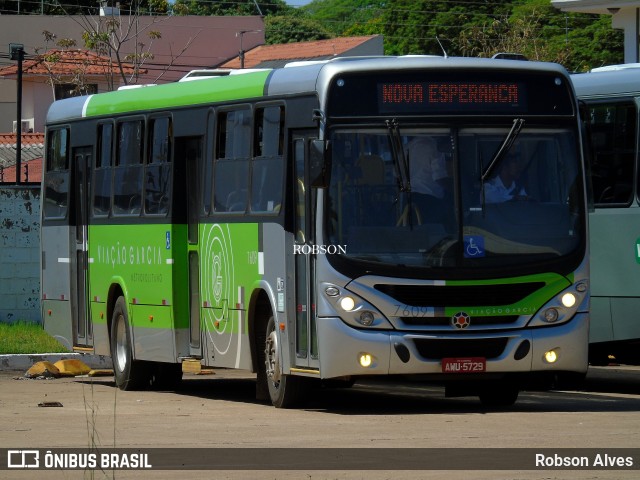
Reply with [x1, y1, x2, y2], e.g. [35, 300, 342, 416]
[321, 283, 392, 330]
[561, 293, 576, 308]
[543, 308, 559, 323]
[358, 311, 375, 326]
[340, 296, 356, 312]
[527, 281, 588, 328]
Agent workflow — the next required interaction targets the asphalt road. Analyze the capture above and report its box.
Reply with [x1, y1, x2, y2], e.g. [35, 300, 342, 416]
[1, 365, 639, 480]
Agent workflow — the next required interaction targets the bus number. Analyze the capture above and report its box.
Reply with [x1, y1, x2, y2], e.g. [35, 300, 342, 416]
[247, 251, 258, 265]
[394, 304, 432, 317]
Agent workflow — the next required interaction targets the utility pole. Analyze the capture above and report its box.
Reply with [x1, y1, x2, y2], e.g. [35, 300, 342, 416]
[10, 43, 24, 185]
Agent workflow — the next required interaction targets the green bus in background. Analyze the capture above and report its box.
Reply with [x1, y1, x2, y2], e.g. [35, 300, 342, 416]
[572, 65, 640, 365]
[42, 57, 590, 408]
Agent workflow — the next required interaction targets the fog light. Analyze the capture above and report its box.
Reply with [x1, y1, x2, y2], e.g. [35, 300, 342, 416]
[543, 308, 559, 323]
[562, 293, 576, 308]
[340, 296, 355, 312]
[544, 350, 558, 363]
[359, 353, 373, 367]
[358, 311, 375, 326]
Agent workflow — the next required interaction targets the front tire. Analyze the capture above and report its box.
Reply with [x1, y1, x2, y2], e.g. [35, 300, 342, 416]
[264, 316, 308, 408]
[110, 296, 150, 390]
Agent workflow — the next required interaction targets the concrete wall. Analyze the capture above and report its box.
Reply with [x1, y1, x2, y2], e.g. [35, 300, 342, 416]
[0, 186, 40, 323]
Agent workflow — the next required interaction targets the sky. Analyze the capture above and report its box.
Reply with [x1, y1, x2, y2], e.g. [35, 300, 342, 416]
[286, 0, 313, 6]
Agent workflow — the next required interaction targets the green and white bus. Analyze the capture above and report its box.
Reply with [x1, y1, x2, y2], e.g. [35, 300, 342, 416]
[572, 65, 640, 365]
[42, 56, 589, 408]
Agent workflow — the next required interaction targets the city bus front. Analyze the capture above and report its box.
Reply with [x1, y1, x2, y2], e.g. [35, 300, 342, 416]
[313, 60, 589, 404]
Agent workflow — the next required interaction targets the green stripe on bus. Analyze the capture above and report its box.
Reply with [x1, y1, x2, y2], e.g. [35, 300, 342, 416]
[444, 273, 571, 317]
[84, 70, 272, 117]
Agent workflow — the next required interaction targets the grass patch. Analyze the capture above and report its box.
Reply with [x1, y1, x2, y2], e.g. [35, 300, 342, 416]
[0, 322, 68, 354]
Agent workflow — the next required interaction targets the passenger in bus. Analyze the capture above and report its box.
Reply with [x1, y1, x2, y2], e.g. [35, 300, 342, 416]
[405, 136, 453, 225]
[406, 136, 448, 200]
[484, 149, 528, 203]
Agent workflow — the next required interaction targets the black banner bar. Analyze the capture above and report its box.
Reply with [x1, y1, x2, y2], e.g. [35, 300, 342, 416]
[3, 448, 640, 471]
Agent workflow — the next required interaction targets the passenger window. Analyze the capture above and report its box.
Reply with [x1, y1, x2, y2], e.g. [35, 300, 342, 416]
[43, 128, 70, 219]
[214, 109, 250, 213]
[251, 106, 284, 214]
[93, 123, 113, 216]
[588, 102, 636, 207]
[113, 120, 144, 215]
[145, 117, 172, 215]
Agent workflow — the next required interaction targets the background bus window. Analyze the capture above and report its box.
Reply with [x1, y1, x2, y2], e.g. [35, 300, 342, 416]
[251, 106, 284, 214]
[113, 120, 144, 215]
[214, 109, 250, 213]
[145, 117, 172, 215]
[588, 102, 636, 206]
[93, 123, 113, 217]
[43, 128, 70, 219]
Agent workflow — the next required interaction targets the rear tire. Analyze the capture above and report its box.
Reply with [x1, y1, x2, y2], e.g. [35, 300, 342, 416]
[110, 296, 150, 390]
[264, 316, 308, 408]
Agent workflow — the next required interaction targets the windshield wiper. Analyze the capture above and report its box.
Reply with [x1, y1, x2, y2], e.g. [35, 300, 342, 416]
[481, 118, 525, 183]
[385, 119, 410, 192]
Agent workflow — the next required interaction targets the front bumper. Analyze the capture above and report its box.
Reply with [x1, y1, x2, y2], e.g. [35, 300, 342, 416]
[315, 313, 589, 379]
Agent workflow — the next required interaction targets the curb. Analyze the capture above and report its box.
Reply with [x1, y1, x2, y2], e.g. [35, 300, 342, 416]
[0, 353, 113, 372]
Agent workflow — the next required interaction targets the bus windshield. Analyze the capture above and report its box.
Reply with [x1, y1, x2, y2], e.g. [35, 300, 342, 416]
[326, 126, 583, 273]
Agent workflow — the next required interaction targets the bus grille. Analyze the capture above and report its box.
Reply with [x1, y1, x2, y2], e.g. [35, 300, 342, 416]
[400, 315, 519, 327]
[374, 283, 544, 307]
[413, 338, 508, 360]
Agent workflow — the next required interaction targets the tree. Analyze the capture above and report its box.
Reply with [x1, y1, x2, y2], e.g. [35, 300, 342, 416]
[171, 0, 289, 16]
[36, 2, 195, 92]
[266, 16, 333, 44]
[457, 0, 623, 71]
[302, 0, 385, 36]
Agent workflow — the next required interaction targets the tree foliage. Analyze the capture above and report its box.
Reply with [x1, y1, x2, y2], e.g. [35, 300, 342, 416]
[300, 0, 623, 71]
[266, 16, 333, 44]
[171, 0, 289, 16]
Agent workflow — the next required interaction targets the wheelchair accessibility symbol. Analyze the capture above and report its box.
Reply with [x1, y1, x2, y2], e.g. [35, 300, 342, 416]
[464, 235, 485, 258]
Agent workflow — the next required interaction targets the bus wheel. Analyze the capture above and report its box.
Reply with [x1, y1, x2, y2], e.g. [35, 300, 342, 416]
[264, 316, 307, 408]
[110, 296, 149, 390]
[478, 382, 519, 408]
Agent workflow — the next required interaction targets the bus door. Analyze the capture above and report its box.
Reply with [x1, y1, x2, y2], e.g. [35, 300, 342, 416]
[292, 135, 319, 369]
[179, 136, 204, 358]
[71, 146, 92, 347]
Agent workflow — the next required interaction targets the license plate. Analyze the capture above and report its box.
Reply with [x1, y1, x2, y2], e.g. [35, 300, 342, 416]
[441, 357, 486, 373]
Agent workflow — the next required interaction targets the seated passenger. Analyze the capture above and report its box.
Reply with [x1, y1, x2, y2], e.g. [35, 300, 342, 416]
[484, 150, 528, 203]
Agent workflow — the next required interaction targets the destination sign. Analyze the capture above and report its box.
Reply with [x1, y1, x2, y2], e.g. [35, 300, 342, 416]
[378, 81, 525, 113]
[327, 70, 574, 117]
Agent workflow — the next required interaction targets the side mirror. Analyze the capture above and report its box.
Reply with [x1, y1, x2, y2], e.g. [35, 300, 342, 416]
[309, 139, 330, 188]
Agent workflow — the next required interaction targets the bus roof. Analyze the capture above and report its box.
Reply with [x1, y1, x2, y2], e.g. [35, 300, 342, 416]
[571, 67, 640, 99]
[47, 56, 571, 125]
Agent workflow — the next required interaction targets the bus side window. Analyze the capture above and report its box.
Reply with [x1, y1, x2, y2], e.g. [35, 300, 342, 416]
[251, 106, 284, 214]
[113, 120, 144, 216]
[214, 109, 250, 213]
[589, 103, 636, 206]
[145, 117, 172, 215]
[43, 128, 70, 219]
[93, 123, 113, 217]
